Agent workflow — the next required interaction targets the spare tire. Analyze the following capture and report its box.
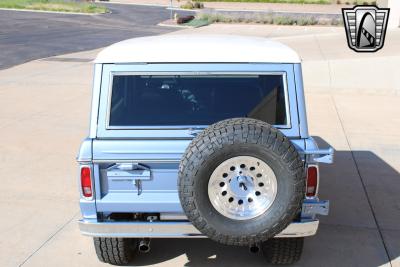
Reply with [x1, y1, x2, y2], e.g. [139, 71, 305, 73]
[178, 118, 305, 246]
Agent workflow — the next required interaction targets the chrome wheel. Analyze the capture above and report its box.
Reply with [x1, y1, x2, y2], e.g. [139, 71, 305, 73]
[208, 156, 278, 220]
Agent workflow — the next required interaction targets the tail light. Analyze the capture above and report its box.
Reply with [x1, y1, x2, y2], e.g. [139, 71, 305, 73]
[80, 166, 93, 198]
[306, 165, 318, 197]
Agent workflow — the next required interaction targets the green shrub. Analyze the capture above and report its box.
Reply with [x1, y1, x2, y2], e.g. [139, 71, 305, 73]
[297, 16, 318, 25]
[331, 18, 341, 25]
[180, 1, 204, 9]
[197, 12, 341, 26]
[0, 0, 107, 13]
[184, 18, 210, 27]
[193, 1, 204, 8]
[180, 1, 194, 9]
[273, 16, 295, 25]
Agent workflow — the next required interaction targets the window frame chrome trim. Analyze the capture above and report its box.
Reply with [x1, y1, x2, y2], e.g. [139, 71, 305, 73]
[96, 63, 300, 138]
[104, 71, 291, 130]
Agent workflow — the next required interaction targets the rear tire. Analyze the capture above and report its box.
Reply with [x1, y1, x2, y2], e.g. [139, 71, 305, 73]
[93, 237, 138, 265]
[261, 237, 304, 265]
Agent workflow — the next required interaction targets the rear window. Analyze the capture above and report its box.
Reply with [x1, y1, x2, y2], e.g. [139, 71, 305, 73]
[108, 74, 288, 127]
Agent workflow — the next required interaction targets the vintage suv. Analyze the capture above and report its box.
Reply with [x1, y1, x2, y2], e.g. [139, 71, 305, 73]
[77, 35, 333, 265]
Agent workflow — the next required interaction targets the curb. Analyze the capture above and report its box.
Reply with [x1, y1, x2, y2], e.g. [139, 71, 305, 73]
[209, 8, 341, 16]
[167, 7, 199, 12]
[193, 9, 341, 20]
[158, 22, 193, 28]
[167, 7, 340, 16]
[96, 1, 169, 7]
[98, 1, 341, 16]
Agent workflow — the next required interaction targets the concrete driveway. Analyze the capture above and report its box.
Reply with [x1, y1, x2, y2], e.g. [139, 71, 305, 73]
[0, 24, 399, 267]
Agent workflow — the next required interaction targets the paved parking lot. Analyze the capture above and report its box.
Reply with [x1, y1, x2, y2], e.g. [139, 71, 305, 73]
[0, 21, 399, 267]
[0, 4, 183, 70]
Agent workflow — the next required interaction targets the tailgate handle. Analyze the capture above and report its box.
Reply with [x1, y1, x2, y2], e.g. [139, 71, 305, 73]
[114, 163, 149, 171]
[107, 163, 151, 195]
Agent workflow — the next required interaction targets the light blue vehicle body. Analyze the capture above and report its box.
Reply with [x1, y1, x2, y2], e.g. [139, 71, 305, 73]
[77, 62, 333, 238]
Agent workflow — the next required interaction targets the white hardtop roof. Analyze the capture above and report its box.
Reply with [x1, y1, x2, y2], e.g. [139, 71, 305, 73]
[94, 34, 301, 64]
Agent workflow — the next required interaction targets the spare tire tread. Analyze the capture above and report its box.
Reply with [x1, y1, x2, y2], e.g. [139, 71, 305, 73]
[179, 118, 305, 246]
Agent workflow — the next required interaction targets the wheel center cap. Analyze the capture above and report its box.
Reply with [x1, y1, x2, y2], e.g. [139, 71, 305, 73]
[229, 175, 254, 197]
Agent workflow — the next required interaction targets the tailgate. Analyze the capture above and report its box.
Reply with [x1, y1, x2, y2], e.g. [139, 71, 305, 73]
[92, 139, 191, 213]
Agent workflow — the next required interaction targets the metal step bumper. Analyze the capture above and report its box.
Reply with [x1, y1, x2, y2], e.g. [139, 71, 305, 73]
[78, 219, 319, 238]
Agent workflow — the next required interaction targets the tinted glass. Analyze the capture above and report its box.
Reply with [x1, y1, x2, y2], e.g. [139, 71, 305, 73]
[109, 75, 287, 127]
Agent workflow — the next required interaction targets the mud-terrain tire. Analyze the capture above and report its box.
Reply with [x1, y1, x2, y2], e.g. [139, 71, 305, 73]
[262, 237, 304, 264]
[178, 118, 305, 246]
[93, 237, 138, 265]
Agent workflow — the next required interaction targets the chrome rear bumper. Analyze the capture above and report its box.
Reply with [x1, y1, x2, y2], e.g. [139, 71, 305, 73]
[78, 219, 319, 238]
